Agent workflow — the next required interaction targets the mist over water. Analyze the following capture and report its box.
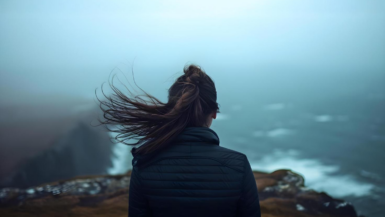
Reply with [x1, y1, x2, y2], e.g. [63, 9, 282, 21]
[1, 1, 384, 216]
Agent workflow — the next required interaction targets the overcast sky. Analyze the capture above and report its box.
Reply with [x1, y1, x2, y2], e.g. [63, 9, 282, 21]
[1, 0, 384, 106]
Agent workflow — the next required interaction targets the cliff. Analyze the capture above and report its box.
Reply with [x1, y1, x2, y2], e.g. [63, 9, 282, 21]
[0, 102, 114, 188]
[0, 170, 360, 217]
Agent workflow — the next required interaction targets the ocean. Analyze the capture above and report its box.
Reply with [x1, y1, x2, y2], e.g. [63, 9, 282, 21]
[109, 91, 385, 217]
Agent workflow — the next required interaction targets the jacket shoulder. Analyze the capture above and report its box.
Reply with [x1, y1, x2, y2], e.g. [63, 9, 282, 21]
[134, 144, 248, 171]
[203, 145, 248, 173]
[214, 145, 247, 157]
[209, 145, 248, 162]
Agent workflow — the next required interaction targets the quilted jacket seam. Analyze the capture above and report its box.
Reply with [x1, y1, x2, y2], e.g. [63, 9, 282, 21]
[241, 157, 247, 195]
[140, 179, 241, 182]
[152, 164, 243, 167]
[141, 171, 243, 174]
[142, 179, 241, 183]
[153, 153, 246, 160]
[142, 187, 241, 191]
[141, 156, 244, 173]
[143, 194, 240, 198]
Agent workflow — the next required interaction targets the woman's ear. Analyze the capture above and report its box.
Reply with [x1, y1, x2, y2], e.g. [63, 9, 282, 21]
[212, 112, 217, 119]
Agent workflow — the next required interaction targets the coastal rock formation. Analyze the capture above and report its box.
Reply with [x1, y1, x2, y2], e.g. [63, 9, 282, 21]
[7, 122, 114, 188]
[0, 102, 114, 188]
[0, 170, 360, 217]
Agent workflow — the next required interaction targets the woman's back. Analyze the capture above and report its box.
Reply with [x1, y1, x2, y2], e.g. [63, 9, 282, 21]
[129, 127, 261, 217]
[98, 65, 261, 216]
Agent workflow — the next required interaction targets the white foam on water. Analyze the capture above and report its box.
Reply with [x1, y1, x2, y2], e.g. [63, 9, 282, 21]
[107, 132, 132, 175]
[252, 128, 293, 138]
[266, 128, 292, 138]
[250, 149, 374, 197]
[310, 175, 373, 198]
[314, 115, 333, 122]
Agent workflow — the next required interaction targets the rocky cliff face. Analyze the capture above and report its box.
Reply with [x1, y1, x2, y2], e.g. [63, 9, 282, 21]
[1, 121, 114, 189]
[0, 169, 361, 217]
[0, 102, 114, 189]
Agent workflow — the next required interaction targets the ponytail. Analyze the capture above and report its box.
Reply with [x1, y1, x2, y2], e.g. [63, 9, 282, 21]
[97, 65, 219, 155]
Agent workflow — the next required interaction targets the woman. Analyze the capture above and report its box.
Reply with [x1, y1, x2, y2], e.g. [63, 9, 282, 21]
[99, 65, 261, 217]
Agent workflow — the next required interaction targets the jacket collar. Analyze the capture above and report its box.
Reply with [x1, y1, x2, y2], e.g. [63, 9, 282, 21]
[173, 127, 220, 145]
[131, 127, 220, 167]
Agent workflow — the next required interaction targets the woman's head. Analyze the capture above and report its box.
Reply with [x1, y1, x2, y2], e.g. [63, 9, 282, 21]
[168, 65, 219, 127]
[97, 64, 219, 155]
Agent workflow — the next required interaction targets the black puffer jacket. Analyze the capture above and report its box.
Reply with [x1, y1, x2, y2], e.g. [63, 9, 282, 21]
[129, 127, 261, 217]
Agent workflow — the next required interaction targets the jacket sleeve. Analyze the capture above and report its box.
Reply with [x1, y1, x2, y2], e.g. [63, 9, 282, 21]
[129, 165, 152, 217]
[238, 156, 261, 217]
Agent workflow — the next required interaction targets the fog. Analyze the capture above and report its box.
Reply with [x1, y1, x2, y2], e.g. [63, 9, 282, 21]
[1, 1, 384, 216]
[1, 0, 384, 105]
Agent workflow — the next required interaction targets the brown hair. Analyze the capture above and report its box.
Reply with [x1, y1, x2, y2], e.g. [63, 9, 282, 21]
[97, 65, 219, 155]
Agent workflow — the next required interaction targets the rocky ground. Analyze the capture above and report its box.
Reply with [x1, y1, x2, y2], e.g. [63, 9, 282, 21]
[0, 169, 361, 217]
